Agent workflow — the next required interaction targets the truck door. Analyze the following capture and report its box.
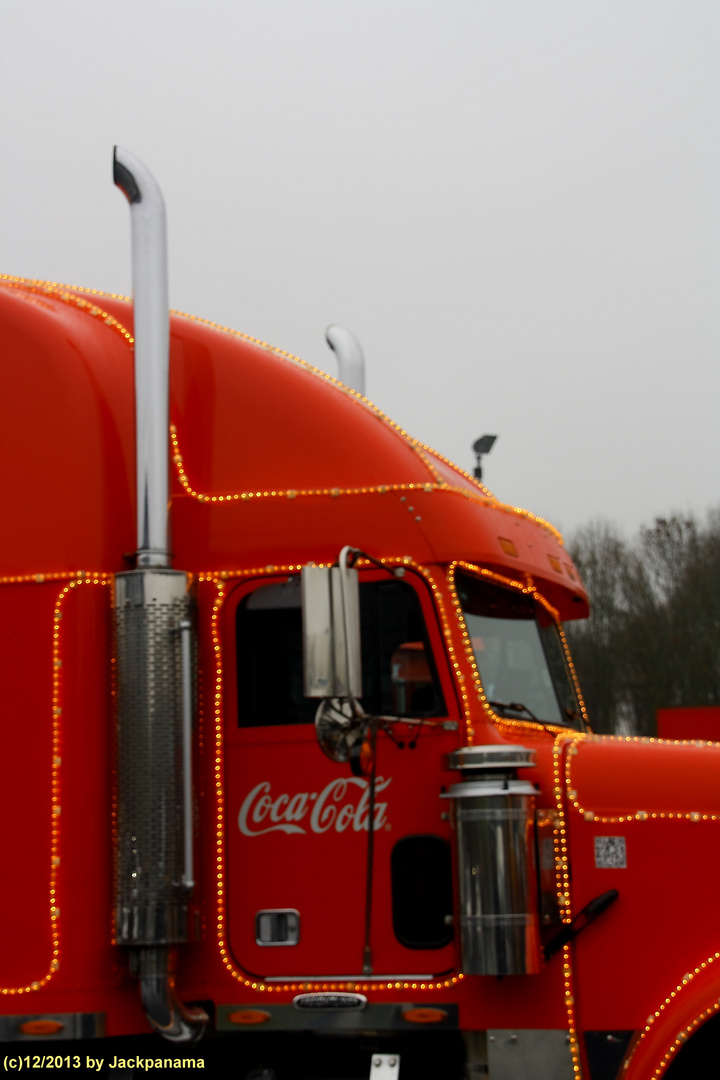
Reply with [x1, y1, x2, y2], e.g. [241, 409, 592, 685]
[223, 568, 459, 981]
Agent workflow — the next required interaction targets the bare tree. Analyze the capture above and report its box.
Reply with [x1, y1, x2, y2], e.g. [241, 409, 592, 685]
[564, 510, 720, 735]
[564, 521, 629, 734]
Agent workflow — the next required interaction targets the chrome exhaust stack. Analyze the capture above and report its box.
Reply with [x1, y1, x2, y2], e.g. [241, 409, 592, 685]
[134, 948, 207, 1043]
[113, 147, 206, 1042]
[325, 325, 366, 395]
[113, 146, 171, 570]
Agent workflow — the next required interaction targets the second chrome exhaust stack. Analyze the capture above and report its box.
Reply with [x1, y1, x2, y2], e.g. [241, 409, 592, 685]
[325, 324, 366, 396]
[113, 147, 206, 1043]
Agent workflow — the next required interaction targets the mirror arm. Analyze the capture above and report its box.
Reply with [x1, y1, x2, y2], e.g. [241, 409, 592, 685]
[338, 545, 358, 707]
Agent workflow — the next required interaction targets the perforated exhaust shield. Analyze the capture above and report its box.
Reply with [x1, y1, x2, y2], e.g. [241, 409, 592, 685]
[113, 570, 192, 945]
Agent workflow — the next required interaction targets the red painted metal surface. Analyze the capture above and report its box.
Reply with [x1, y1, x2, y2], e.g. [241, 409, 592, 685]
[1, 274, 716, 1077]
[656, 706, 720, 742]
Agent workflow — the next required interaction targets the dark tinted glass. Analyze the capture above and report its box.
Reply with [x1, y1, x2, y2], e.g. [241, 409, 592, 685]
[539, 622, 583, 725]
[236, 576, 445, 727]
[236, 578, 316, 727]
[391, 835, 454, 949]
[456, 572, 581, 729]
[359, 580, 444, 718]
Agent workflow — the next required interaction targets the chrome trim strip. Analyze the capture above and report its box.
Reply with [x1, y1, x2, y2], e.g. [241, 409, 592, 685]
[217, 1002, 458, 1032]
[179, 617, 194, 890]
[265, 973, 436, 982]
[0, 1013, 105, 1042]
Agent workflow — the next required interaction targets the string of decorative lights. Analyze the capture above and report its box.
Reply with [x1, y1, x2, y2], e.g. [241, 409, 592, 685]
[166, 309, 452, 492]
[0, 276, 568, 546]
[0, 276, 134, 348]
[562, 945, 583, 1079]
[168, 421, 571, 552]
[207, 559, 469, 993]
[557, 624, 590, 726]
[0, 275, 443, 489]
[552, 733, 587, 1077]
[563, 734, 720, 825]
[0, 571, 94, 586]
[0, 274, 591, 1027]
[410, 561, 476, 744]
[203, 555, 476, 743]
[444, 561, 589, 736]
[171, 422, 442, 504]
[552, 734, 585, 926]
[378, 557, 476, 744]
[0, 572, 110, 996]
[2, 279, 498, 508]
[556, 732, 720, 1076]
[197, 561, 720, 1058]
[619, 951, 720, 1078]
[420, 447, 497, 501]
[0, 555, 505, 998]
[0, 556, 593, 1049]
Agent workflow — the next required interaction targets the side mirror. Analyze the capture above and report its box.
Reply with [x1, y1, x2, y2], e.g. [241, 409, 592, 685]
[302, 554, 362, 700]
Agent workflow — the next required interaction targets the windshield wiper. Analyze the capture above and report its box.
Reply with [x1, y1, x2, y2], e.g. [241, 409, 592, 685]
[489, 700, 581, 730]
[488, 700, 540, 722]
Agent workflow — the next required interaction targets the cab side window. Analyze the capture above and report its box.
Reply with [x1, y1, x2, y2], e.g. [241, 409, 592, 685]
[236, 576, 445, 727]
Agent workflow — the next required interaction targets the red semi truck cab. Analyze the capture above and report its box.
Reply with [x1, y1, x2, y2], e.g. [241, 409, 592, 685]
[1, 152, 719, 1080]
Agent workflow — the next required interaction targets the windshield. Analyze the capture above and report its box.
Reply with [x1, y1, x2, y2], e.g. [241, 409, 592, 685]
[456, 571, 582, 729]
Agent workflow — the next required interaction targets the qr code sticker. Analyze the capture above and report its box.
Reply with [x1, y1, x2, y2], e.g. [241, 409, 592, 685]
[594, 836, 627, 869]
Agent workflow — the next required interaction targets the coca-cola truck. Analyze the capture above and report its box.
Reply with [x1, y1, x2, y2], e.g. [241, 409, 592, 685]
[1, 149, 718, 1080]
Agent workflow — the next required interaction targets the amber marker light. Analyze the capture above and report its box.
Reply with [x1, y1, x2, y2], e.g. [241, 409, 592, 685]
[227, 1010, 271, 1026]
[401, 1008, 448, 1024]
[18, 1020, 64, 1036]
[349, 737, 375, 778]
[498, 538, 518, 557]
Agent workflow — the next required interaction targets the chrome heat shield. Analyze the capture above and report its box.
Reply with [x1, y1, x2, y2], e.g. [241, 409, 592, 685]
[113, 569, 192, 945]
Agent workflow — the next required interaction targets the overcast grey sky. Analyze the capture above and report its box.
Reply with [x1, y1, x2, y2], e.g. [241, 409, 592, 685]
[1, 1, 718, 536]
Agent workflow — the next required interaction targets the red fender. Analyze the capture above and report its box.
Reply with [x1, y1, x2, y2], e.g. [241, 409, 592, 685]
[621, 951, 720, 1079]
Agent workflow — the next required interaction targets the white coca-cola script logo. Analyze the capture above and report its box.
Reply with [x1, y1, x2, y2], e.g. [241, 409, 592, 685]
[238, 776, 392, 837]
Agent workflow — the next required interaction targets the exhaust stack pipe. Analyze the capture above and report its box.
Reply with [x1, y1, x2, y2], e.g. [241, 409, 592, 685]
[325, 325, 366, 396]
[113, 146, 171, 568]
[113, 148, 206, 1043]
